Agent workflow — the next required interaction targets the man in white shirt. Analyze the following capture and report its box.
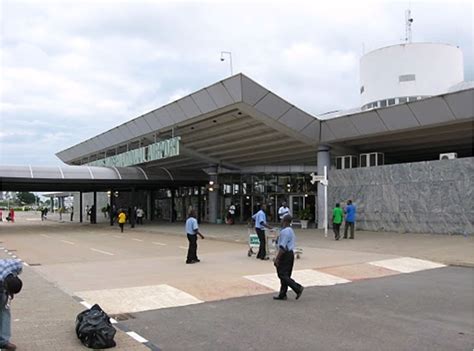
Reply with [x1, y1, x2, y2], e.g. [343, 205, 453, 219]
[136, 207, 144, 225]
[278, 201, 291, 220]
[185, 210, 205, 264]
[228, 203, 236, 225]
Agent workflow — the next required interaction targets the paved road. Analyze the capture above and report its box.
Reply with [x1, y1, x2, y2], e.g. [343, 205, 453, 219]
[121, 267, 474, 351]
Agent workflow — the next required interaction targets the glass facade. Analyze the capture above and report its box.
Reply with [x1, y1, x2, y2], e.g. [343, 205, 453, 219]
[150, 173, 317, 224]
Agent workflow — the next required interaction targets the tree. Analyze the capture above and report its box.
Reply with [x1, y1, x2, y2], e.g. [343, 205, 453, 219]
[16, 192, 36, 205]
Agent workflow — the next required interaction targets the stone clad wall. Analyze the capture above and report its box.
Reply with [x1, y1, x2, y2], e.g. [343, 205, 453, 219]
[328, 157, 473, 235]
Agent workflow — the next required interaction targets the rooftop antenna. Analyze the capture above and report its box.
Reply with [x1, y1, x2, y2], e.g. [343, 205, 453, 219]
[405, 8, 414, 43]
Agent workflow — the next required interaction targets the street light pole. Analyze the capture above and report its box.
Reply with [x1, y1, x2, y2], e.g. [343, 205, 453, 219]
[220, 51, 233, 76]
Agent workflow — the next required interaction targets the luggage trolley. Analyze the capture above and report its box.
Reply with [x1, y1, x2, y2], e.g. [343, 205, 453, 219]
[247, 225, 303, 260]
[247, 226, 278, 259]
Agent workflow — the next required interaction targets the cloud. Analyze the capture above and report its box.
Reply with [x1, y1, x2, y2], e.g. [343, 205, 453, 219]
[0, 0, 472, 165]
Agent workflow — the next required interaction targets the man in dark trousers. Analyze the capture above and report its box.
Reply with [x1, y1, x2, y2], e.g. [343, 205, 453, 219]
[332, 203, 343, 240]
[252, 204, 273, 260]
[0, 259, 23, 350]
[273, 215, 304, 301]
[343, 200, 357, 239]
[185, 210, 205, 264]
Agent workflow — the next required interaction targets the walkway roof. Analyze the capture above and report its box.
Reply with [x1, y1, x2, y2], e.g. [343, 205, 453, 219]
[0, 165, 207, 192]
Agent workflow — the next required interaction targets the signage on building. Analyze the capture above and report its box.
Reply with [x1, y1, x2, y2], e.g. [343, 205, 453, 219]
[88, 136, 181, 167]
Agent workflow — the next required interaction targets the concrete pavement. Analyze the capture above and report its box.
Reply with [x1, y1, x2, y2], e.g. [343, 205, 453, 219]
[121, 266, 474, 351]
[0, 212, 473, 350]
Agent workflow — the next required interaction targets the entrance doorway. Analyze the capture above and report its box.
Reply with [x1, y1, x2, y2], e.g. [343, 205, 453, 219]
[290, 195, 305, 218]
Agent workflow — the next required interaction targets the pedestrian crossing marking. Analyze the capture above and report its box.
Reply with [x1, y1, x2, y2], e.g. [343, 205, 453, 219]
[76, 284, 203, 315]
[244, 269, 350, 291]
[368, 257, 446, 273]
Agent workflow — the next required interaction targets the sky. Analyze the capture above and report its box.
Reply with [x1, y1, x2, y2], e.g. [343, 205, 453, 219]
[1, 0, 473, 166]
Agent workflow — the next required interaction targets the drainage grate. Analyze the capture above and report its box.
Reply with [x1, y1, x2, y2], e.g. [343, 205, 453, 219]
[111, 313, 136, 321]
[8, 249, 17, 252]
[29, 263, 42, 266]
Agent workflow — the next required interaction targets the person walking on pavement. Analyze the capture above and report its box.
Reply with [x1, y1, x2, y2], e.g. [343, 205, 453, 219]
[185, 210, 205, 264]
[0, 259, 23, 350]
[278, 201, 291, 220]
[343, 200, 357, 239]
[89, 205, 96, 224]
[136, 206, 144, 225]
[252, 204, 273, 260]
[332, 203, 344, 240]
[228, 203, 236, 225]
[70, 206, 74, 221]
[118, 209, 126, 233]
[85, 205, 90, 221]
[273, 215, 304, 301]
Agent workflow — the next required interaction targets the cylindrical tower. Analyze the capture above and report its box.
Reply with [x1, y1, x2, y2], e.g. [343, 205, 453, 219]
[360, 43, 464, 109]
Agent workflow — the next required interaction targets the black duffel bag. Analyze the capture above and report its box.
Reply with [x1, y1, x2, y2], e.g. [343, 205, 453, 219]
[75, 304, 117, 349]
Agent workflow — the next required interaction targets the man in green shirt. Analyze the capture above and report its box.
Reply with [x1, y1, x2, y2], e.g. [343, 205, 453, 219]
[332, 203, 344, 240]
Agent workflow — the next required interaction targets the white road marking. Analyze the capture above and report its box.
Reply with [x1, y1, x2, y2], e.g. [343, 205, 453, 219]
[110, 318, 118, 324]
[23, 262, 29, 266]
[131, 238, 143, 242]
[75, 284, 203, 315]
[127, 331, 148, 343]
[26, 218, 42, 221]
[369, 257, 446, 273]
[90, 248, 114, 256]
[7, 252, 12, 256]
[80, 301, 93, 309]
[12, 255, 17, 258]
[60, 240, 75, 245]
[244, 269, 350, 291]
[152, 242, 166, 246]
[178, 246, 188, 250]
[40, 234, 52, 238]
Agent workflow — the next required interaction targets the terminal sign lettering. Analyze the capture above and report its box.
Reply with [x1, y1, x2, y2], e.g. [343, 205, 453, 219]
[88, 136, 180, 167]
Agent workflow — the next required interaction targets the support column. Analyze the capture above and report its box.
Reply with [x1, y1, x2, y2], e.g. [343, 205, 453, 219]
[109, 190, 114, 226]
[317, 145, 331, 229]
[146, 191, 152, 221]
[170, 189, 175, 223]
[130, 188, 136, 228]
[79, 191, 83, 223]
[93, 191, 97, 224]
[208, 167, 219, 224]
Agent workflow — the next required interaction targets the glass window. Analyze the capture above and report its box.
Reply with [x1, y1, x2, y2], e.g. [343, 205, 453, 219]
[380, 100, 387, 107]
[388, 98, 395, 105]
[252, 175, 265, 194]
[370, 153, 376, 166]
[266, 174, 278, 193]
[399, 97, 407, 103]
[408, 96, 417, 102]
[377, 153, 384, 166]
[360, 154, 367, 167]
[399, 74, 416, 82]
[344, 156, 351, 169]
[336, 157, 343, 170]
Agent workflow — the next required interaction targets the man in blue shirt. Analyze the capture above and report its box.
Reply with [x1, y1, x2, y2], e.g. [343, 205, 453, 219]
[343, 200, 357, 239]
[185, 209, 205, 264]
[252, 204, 273, 260]
[0, 259, 23, 350]
[273, 215, 304, 300]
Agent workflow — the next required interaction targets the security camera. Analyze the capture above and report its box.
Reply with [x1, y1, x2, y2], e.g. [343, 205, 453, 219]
[220, 58, 225, 61]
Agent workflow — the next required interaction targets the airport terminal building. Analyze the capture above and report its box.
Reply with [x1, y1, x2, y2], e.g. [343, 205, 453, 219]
[2, 43, 473, 234]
